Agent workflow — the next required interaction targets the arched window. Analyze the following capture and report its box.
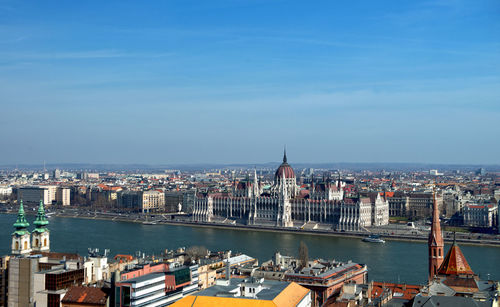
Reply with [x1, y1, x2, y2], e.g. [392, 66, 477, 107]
[44, 238, 47, 246]
[15, 241, 19, 250]
[24, 241, 28, 250]
[35, 238, 39, 246]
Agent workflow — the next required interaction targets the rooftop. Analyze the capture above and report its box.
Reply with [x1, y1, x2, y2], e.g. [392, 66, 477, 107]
[61, 286, 108, 305]
[119, 272, 165, 284]
[172, 278, 310, 307]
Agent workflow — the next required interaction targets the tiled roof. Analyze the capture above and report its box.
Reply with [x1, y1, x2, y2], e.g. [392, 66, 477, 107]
[275, 162, 295, 180]
[438, 243, 474, 276]
[61, 286, 108, 305]
[371, 282, 421, 301]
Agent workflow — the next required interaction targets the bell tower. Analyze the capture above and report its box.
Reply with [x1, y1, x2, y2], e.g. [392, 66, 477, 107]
[428, 188, 444, 281]
[32, 200, 50, 252]
[11, 200, 32, 255]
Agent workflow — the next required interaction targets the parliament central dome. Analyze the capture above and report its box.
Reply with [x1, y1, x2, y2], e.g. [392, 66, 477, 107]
[274, 150, 295, 181]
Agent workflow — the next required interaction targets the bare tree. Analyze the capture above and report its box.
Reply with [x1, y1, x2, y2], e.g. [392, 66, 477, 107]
[185, 246, 208, 264]
[298, 241, 309, 269]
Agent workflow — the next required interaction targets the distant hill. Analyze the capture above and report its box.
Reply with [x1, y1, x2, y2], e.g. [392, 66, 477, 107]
[1, 162, 499, 172]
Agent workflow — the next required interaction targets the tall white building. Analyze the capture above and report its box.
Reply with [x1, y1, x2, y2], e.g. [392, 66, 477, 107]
[0, 186, 12, 198]
[373, 193, 390, 226]
[56, 187, 71, 206]
[141, 190, 165, 213]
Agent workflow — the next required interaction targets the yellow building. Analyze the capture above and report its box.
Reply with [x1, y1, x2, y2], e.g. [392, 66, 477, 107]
[198, 263, 218, 289]
[141, 190, 165, 213]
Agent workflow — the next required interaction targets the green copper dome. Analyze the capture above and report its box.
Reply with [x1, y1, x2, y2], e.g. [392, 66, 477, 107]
[33, 200, 49, 233]
[13, 200, 30, 236]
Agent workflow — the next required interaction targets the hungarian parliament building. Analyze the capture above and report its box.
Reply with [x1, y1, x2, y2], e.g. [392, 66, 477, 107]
[192, 151, 389, 230]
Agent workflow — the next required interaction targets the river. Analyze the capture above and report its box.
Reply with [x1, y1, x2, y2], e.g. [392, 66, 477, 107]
[1, 214, 498, 285]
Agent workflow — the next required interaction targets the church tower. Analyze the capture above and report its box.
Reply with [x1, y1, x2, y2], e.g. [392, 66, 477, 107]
[11, 200, 32, 255]
[32, 200, 50, 252]
[428, 188, 444, 280]
[279, 172, 293, 227]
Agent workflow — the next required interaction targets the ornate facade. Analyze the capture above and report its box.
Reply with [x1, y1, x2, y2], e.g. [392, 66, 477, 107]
[11, 200, 50, 255]
[32, 200, 50, 252]
[11, 201, 31, 255]
[193, 151, 389, 230]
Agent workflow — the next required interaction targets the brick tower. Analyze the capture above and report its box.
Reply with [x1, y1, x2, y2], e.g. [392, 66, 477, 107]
[428, 188, 444, 281]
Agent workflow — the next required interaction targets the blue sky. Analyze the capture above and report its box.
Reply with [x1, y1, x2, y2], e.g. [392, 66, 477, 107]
[1, 0, 499, 165]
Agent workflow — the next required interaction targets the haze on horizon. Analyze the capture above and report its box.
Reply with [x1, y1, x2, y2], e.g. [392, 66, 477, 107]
[1, 0, 499, 165]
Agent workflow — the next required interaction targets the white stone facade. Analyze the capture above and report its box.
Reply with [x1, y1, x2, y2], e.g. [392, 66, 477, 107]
[463, 203, 497, 227]
[141, 190, 165, 213]
[193, 154, 389, 230]
[31, 231, 50, 252]
[373, 193, 389, 227]
[11, 233, 31, 255]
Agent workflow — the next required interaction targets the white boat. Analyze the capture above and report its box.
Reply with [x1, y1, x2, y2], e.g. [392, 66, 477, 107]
[362, 234, 385, 243]
[142, 221, 157, 225]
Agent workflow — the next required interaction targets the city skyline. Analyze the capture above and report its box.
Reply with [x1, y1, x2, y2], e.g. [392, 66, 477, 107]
[1, 0, 499, 165]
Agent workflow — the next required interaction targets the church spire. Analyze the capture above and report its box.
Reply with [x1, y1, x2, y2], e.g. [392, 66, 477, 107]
[31, 200, 51, 252]
[33, 200, 49, 233]
[437, 233, 474, 276]
[12, 200, 32, 255]
[283, 146, 287, 163]
[253, 167, 259, 198]
[428, 186, 444, 281]
[13, 200, 30, 235]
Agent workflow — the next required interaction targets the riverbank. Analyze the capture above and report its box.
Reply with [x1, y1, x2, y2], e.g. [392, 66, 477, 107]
[41, 212, 500, 247]
[2, 212, 498, 285]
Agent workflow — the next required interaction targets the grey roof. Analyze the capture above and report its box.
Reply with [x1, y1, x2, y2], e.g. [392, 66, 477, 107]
[423, 281, 456, 297]
[121, 272, 164, 284]
[197, 278, 292, 301]
[288, 262, 362, 279]
[412, 294, 492, 307]
[384, 299, 410, 307]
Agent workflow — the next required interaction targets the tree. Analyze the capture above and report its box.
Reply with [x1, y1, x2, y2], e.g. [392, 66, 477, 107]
[185, 246, 208, 264]
[298, 241, 309, 269]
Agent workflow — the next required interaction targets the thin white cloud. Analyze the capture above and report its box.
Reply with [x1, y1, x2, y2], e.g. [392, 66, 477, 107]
[0, 50, 173, 60]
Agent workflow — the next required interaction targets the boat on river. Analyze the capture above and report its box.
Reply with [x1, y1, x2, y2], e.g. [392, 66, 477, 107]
[362, 234, 385, 243]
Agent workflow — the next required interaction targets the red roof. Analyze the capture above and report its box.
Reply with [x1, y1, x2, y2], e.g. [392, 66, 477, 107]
[438, 243, 474, 276]
[380, 192, 394, 198]
[61, 286, 108, 305]
[275, 162, 295, 180]
[97, 184, 121, 191]
[114, 254, 134, 262]
[371, 282, 421, 300]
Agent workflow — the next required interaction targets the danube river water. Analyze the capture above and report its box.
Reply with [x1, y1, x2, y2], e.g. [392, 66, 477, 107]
[1, 214, 498, 285]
